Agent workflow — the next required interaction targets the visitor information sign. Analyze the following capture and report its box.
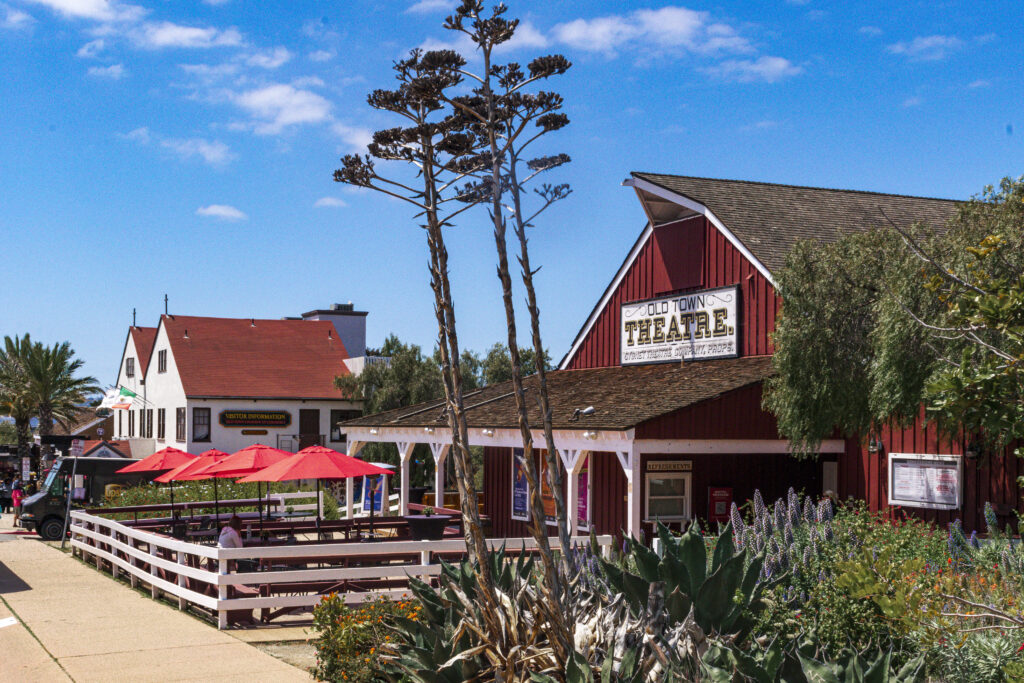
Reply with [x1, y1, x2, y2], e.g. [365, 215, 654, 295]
[620, 286, 740, 365]
[888, 453, 962, 510]
[511, 448, 530, 521]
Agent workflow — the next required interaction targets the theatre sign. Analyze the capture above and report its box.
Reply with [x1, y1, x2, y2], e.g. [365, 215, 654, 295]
[621, 285, 740, 365]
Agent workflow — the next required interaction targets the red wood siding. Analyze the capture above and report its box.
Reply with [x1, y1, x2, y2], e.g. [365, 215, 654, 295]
[566, 217, 778, 370]
[483, 447, 627, 540]
[838, 416, 1023, 534]
[635, 383, 778, 440]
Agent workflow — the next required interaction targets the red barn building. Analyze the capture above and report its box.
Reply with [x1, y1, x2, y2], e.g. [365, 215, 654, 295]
[342, 173, 1023, 539]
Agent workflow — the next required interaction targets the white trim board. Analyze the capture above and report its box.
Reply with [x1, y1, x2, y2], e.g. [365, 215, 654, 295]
[635, 439, 845, 454]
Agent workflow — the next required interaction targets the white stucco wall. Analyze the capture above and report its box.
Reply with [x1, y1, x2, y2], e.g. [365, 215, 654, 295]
[112, 333, 148, 440]
[144, 324, 189, 451]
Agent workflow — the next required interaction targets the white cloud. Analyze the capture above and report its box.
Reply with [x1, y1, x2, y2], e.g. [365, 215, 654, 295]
[2, 4, 34, 29]
[314, 197, 347, 208]
[178, 61, 241, 85]
[245, 46, 291, 69]
[23, 0, 143, 22]
[500, 21, 548, 51]
[405, 0, 453, 14]
[87, 63, 125, 78]
[331, 122, 373, 150]
[550, 7, 752, 57]
[134, 21, 243, 49]
[703, 56, 802, 83]
[161, 137, 234, 165]
[76, 38, 104, 57]
[858, 26, 882, 37]
[887, 35, 962, 62]
[204, 0, 230, 5]
[308, 49, 334, 62]
[291, 76, 325, 88]
[233, 84, 332, 134]
[741, 119, 779, 132]
[121, 126, 150, 143]
[968, 79, 990, 89]
[902, 96, 923, 108]
[196, 204, 246, 220]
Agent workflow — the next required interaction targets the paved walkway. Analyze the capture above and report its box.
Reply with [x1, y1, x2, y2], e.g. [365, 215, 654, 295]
[0, 514, 312, 682]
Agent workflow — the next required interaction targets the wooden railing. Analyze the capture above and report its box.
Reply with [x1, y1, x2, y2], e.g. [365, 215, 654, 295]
[69, 509, 612, 629]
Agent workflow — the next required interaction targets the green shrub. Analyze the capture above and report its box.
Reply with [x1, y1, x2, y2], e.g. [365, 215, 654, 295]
[311, 593, 419, 682]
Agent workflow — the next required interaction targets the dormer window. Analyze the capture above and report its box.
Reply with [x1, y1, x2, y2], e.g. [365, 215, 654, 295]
[158, 349, 167, 373]
[125, 358, 135, 377]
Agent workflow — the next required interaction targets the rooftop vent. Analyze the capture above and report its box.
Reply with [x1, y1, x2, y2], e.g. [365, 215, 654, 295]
[331, 303, 354, 312]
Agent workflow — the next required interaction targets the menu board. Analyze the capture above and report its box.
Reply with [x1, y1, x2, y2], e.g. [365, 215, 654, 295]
[888, 453, 962, 510]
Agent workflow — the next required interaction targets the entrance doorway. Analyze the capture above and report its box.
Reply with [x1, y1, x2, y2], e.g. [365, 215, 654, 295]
[299, 409, 321, 449]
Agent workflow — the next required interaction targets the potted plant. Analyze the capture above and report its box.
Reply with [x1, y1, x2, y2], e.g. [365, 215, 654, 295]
[404, 505, 451, 540]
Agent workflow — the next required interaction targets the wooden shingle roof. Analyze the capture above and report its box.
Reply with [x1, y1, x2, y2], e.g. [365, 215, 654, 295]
[632, 173, 960, 274]
[340, 356, 773, 432]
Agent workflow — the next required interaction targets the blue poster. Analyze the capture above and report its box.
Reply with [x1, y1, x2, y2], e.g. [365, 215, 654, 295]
[362, 475, 384, 513]
[511, 448, 530, 521]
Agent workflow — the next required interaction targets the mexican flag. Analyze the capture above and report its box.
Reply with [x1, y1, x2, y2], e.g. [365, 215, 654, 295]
[100, 387, 137, 410]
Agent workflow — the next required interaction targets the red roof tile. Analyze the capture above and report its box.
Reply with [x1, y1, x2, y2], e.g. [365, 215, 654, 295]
[129, 327, 158, 375]
[80, 440, 133, 458]
[160, 315, 351, 400]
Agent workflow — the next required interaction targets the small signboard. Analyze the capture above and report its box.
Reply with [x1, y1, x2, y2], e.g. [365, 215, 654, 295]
[70, 439, 84, 458]
[362, 475, 385, 513]
[888, 453, 962, 510]
[577, 455, 590, 532]
[218, 411, 291, 428]
[21, 456, 30, 480]
[621, 285, 740, 365]
[511, 448, 530, 521]
[647, 460, 693, 472]
[708, 487, 733, 525]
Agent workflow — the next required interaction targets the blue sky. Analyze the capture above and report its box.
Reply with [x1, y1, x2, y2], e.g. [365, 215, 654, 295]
[1, 0, 1020, 386]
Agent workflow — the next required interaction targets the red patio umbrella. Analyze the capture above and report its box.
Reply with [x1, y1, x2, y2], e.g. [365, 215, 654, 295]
[203, 444, 291, 526]
[237, 446, 391, 537]
[153, 449, 229, 520]
[116, 447, 197, 518]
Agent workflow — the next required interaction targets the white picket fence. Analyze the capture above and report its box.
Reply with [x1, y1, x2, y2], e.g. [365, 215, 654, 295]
[69, 509, 612, 629]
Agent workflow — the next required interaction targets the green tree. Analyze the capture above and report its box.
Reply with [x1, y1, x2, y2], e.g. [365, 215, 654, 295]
[0, 334, 38, 465]
[480, 342, 550, 386]
[23, 339, 99, 467]
[765, 177, 1024, 462]
[0, 420, 16, 444]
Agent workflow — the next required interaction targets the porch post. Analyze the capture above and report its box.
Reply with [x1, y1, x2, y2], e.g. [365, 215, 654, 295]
[429, 443, 450, 509]
[558, 449, 587, 536]
[617, 443, 642, 539]
[396, 441, 415, 516]
[347, 441, 365, 519]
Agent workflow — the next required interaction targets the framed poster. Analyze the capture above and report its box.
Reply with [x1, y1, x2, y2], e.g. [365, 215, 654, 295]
[576, 454, 591, 532]
[620, 285, 740, 365]
[540, 456, 557, 526]
[362, 475, 385, 513]
[511, 448, 530, 521]
[888, 453, 962, 510]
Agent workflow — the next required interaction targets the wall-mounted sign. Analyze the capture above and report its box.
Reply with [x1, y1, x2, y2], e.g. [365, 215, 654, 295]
[888, 453, 962, 510]
[541, 456, 557, 526]
[218, 411, 291, 428]
[241, 429, 268, 436]
[577, 454, 590, 532]
[621, 285, 740, 365]
[647, 460, 693, 472]
[708, 487, 733, 524]
[511, 448, 530, 522]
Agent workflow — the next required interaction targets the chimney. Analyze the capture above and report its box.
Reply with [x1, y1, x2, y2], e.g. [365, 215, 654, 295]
[300, 301, 367, 358]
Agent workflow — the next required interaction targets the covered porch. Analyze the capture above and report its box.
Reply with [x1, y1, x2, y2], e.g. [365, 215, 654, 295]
[341, 356, 846, 539]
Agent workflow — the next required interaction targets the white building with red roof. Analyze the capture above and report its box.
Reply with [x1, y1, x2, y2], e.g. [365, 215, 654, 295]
[111, 304, 365, 457]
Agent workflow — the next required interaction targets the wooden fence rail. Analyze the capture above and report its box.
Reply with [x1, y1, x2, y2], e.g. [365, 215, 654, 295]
[69, 509, 612, 629]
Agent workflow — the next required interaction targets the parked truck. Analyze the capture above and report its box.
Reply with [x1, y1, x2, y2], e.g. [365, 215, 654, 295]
[19, 456, 147, 540]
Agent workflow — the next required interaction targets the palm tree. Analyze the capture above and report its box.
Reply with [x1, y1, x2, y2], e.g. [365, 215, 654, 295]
[24, 340, 99, 467]
[0, 335, 36, 466]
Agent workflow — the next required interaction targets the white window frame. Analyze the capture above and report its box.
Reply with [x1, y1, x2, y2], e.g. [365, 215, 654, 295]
[645, 471, 692, 522]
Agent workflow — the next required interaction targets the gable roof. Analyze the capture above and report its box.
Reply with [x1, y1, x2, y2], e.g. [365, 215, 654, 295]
[129, 326, 158, 376]
[159, 315, 352, 400]
[630, 173, 960, 275]
[51, 409, 113, 437]
[81, 440, 133, 458]
[341, 356, 773, 432]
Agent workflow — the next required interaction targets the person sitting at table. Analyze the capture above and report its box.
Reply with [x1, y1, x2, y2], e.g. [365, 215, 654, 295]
[218, 515, 244, 549]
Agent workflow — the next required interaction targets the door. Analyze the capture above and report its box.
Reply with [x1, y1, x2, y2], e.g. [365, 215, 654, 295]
[299, 409, 321, 449]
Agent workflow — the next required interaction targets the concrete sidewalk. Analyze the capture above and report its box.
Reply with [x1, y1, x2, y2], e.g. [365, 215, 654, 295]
[0, 514, 311, 682]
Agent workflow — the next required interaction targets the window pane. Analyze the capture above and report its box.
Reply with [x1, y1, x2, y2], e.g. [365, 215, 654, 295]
[649, 497, 687, 518]
[648, 476, 686, 497]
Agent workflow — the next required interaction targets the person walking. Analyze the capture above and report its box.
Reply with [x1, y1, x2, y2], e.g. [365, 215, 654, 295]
[0, 479, 10, 514]
[11, 484, 24, 524]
